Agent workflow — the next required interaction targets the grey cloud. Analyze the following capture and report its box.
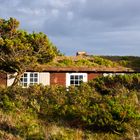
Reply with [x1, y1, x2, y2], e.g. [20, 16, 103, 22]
[0, 0, 140, 55]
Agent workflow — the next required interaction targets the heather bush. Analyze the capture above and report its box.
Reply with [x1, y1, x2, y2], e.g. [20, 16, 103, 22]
[0, 74, 140, 139]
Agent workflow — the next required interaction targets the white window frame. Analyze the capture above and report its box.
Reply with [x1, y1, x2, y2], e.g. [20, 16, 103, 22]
[66, 73, 87, 87]
[20, 72, 39, 87]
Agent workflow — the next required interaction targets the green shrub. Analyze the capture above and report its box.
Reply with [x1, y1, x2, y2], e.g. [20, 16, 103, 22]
[0, 74, 140, 138]
[94, 56, 117, 67]
[57, 59, 73, 66]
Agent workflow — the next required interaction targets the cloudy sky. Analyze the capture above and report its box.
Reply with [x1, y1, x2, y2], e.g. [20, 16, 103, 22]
[0, 0, 140, 56]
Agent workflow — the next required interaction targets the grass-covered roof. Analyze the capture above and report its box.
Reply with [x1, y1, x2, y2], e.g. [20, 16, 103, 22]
[29, 55, 140, 72]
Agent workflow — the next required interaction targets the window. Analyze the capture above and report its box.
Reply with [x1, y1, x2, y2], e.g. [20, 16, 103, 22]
[29, 73, 38, 85]
[66, 73, 87, 87]
[20, 73, 28, 87]
[20, 72, 39, 87]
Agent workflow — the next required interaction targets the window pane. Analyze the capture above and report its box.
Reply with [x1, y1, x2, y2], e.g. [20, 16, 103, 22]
[70, 80, 74, 84]
[70, 75, 74, 79]
[75, 81, 78, 85]
[79, 75, 83, 79]
[24, 73, 27, 77]
[24, 78, 27, 82]
[24, 83, 27, 87]
[30, 78, 33, 82]
[30, 73, 33, 77]
[34, 78, 38, 82]
[34, 73, 38, 77]
[75, 75, 78, 79]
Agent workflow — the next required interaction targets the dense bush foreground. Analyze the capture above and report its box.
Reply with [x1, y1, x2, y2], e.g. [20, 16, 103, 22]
[0, 74, 140, 139]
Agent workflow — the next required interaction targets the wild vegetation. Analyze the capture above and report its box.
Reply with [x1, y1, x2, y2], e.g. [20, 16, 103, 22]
[101, 56, 140, 69]
[44, 55, 140, 70]
[1, 18, 140, 87]
[0, 17, 140, 140]
[0, 74, 140, 139]
[0, 18, 61, 86]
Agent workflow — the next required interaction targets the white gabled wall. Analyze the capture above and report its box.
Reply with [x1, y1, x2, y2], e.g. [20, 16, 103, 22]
[39, 72, 50, 86]
[7, 73, 16, 86]
[7, 72, 50, 87]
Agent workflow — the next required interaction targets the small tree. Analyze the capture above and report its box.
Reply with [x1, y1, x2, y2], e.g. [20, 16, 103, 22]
[0, 18, 60, 86]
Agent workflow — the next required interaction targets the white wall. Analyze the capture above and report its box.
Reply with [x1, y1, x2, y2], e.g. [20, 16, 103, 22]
[7, 73, 16, 86]
[103, 73, 124, 77]
[7, 72, 50, 86]
[39, 72, 50, 86]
